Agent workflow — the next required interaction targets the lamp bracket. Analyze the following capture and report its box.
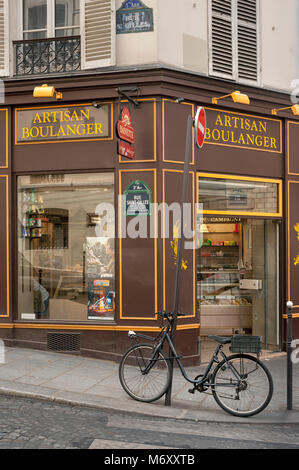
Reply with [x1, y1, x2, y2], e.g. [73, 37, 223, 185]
[117, 87, 140, 107]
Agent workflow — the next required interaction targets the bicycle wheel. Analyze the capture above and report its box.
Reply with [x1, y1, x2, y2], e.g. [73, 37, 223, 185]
[211, 354, 273, 417]
[119, 343, 171, 403]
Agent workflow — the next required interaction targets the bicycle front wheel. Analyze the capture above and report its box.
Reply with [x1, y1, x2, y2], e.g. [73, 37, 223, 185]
[212, 354, 273, 417]
[119, 343, 171, 403]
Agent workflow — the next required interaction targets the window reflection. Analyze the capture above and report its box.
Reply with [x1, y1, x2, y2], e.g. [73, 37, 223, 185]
[23, 0, 47, 39]
[55, 0, 80, 37]
[198, 177, 279, 214]
[18, 173, 115, 322]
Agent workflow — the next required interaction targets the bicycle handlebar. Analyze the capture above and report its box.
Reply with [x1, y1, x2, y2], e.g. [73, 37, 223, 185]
[155, 311, 189, 321]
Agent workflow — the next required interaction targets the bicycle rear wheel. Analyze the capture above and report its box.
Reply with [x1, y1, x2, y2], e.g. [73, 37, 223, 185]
[119, 343, 171, 403]
[211, 354, 273, 417]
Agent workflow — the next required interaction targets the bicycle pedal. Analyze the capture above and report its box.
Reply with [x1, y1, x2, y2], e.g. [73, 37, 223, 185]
[188, 388, 196, 394]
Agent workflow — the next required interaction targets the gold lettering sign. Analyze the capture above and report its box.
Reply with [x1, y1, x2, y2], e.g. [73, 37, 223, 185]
[16, 104, 111, 144]
[204, 108, 282, 153]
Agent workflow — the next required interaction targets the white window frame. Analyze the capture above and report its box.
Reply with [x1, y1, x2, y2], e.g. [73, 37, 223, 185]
[208, 0, 261, 86]
[16, 0, 116, 71]
[20, 0, 81, 39]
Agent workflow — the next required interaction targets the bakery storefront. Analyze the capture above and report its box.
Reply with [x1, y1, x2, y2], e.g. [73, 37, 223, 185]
[16, 104, 116, 326]
[0, 76, 298, 364]
[196, 108, 283, 356]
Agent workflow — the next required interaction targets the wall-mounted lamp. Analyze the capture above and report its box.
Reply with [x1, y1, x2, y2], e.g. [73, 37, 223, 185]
[212, 90, 250, 105]
[271, 104, 299, 116]
[92, 101, 102, 109]
[33, 84, 63, 100]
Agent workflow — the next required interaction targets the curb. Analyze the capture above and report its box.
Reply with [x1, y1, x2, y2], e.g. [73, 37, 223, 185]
[0, 381, 299, 425]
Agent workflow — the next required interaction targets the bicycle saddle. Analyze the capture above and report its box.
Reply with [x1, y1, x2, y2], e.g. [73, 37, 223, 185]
[208, 335, 232, 345]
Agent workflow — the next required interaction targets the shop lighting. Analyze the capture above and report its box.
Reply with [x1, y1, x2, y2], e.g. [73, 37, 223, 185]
[271, 104, 299, 116]
[212, 91, 250, 105]
[92, 101, 102, 109]
[33, 84, 63, 100]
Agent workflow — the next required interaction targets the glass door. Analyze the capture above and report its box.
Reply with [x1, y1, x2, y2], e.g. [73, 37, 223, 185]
[245, 219, 280, 350]
[197, 218, 280, 351]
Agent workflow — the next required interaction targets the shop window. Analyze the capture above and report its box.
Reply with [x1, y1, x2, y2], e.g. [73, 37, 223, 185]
[197, 173, 281, 349]
[197, 174, 282, 217]
[17, 173, 115, 322]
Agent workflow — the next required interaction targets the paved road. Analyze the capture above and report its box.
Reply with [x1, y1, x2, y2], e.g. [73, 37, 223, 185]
[0, 395, 299, 450]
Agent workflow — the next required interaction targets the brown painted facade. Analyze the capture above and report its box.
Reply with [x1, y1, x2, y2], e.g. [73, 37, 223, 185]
[0, 68, 297, 364]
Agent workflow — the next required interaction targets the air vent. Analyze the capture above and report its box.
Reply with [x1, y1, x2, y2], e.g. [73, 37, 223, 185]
[47, 332, 80, 352]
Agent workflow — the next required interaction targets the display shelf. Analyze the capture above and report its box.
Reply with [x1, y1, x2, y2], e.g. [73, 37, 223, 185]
[198, 270, 240, 273]
[200, 283, 239, 287]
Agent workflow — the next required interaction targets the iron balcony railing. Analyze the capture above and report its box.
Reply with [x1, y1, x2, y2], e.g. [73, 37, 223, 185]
[14, 36, 81, 76]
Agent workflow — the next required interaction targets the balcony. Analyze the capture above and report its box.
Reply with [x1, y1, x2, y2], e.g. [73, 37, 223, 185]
[14, 36, 81, 77]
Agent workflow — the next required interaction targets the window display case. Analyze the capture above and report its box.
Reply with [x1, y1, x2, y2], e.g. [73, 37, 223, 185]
[18, 173, 115, 322]
[197, 222, 252, 335]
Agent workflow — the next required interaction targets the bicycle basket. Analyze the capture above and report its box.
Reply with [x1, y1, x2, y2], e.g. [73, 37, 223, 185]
[230, 335, 262, 353]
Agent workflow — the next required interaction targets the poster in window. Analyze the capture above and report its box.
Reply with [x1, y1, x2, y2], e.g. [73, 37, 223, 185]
[85, 237, 115, 320]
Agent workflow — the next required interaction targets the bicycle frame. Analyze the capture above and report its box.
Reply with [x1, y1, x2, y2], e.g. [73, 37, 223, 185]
[137, 324, 241, 388]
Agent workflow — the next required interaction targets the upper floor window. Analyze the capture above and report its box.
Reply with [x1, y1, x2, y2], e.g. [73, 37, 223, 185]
[23, 0, 80, 39]
[209, 0, 259, 84]
[13, 0, 116, 76]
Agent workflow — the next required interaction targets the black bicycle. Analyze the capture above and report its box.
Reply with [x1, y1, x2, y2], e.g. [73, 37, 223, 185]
[119, 311, 273, 417]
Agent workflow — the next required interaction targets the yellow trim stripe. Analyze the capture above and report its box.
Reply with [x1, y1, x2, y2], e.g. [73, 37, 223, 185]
[197, 172, 283, 218]
[162, 169, 196, 319]
[14, 102, 114, 145]
[118, 98, 157, 163]
[282, 314, 299, 319]
[204, 107, 282, 154]
[0, 109, 8, 169]
[287, 121, 299, 176]
[0, 323, 200, 331]
[287, 180, 299, 307]
[119, 169, 158, 320]
[162, 99, 195, 165]
[0, 175, 9, 318]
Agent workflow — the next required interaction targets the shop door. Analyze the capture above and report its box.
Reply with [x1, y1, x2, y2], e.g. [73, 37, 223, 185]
[243, 219, 280, 350]
[198, 218, 280, 351]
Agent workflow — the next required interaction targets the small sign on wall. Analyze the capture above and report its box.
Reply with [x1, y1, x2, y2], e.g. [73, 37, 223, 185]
[116, 0, 154, 34]
[124, 180, 152, 216]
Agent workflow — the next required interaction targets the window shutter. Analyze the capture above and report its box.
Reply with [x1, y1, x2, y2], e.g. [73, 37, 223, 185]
[210, 0, 233, 78]
[237, 0, 258, 82]
[0, 0, 9, 77]
[209, 0, 259, 83]
[81, 0, 115, 70]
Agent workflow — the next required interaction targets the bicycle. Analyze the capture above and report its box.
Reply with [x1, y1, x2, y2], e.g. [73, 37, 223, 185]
[119, 311, 274, 417]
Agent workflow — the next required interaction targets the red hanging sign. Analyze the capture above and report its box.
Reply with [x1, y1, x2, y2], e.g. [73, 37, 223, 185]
[116, 106, 135, 144]
[118, 139, 135, 160]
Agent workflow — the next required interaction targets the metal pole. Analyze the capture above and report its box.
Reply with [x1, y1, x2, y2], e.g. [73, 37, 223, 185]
[286, 300, 293, 410]
[287, 300, 293, 410]
[165, 114, 193, 406]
